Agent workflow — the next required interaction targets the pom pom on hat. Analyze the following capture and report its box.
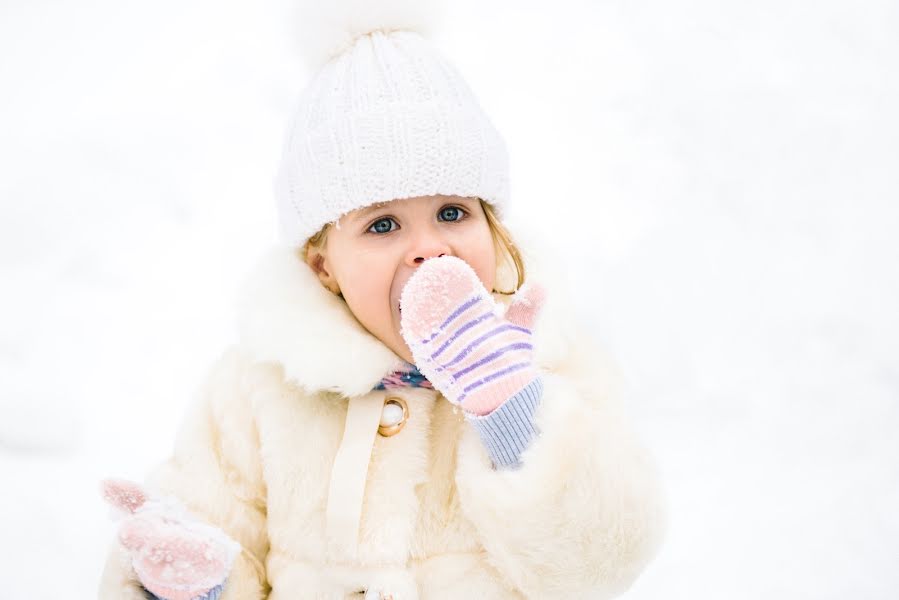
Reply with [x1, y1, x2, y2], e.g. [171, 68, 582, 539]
[289, 0, 445, 70]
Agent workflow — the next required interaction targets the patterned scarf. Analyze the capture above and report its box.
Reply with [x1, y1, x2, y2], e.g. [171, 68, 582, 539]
[373, 362, 433, 391]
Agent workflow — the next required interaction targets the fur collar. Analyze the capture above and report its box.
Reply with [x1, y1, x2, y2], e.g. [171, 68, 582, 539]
[236, 244, 405, 397]
[236, 227, 576, 399]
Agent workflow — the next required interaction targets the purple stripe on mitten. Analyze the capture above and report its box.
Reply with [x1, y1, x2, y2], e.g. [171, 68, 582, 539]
[400, 256, 543, 416]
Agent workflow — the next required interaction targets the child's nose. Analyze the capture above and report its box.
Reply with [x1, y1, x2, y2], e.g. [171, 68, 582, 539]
[413, 253, 446, 264]
[406, 236, 452, 266]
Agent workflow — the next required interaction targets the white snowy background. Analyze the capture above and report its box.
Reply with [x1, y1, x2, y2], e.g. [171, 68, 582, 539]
[1, 0, 897, 597]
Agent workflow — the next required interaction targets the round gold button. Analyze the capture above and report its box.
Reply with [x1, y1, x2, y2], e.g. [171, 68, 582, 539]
[378, 396, 409, 437]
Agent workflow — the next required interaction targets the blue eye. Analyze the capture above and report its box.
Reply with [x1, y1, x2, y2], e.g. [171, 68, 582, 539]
[367, 206, 464, 234]
[368, 217, 397, 234]
[439, 206, 464, 222]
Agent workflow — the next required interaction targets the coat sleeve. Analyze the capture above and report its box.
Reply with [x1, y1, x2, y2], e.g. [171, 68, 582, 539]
[453, 331, 667, 599]
[98, 347, 270, 600]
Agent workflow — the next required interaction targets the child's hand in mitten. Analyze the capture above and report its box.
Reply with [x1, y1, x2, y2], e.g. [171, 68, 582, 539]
[399, 256, 545, 416]
[101, 478, 240, 600]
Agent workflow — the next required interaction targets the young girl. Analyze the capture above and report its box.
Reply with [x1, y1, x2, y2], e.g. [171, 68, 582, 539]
[98, 7, 665, 600]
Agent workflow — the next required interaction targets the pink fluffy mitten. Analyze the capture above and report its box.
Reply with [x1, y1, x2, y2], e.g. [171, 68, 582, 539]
[399, 256, 545, 415]
[101, 478, 240, 600]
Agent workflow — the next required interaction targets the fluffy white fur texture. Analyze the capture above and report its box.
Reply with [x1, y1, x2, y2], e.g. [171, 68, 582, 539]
[289, 0, 445, 69]
[236, 244, 406, 398]
[99, 229, 666, 599]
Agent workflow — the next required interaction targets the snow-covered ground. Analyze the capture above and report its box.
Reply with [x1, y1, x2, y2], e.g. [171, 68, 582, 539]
[2, 0, 897, 597]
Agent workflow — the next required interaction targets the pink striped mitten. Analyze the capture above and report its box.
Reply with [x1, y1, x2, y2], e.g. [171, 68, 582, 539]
[101, 478, 239, 600]
[399, 256, 544, 416]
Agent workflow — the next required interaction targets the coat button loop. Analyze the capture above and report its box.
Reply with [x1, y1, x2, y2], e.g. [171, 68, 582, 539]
[378, 396, 408, 437]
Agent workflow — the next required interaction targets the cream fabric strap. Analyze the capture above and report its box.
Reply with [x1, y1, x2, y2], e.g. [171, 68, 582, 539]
[326, 393, 384, 557]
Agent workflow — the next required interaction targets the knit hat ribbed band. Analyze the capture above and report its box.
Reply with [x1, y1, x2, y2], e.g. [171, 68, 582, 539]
[275, 30, 510, 247]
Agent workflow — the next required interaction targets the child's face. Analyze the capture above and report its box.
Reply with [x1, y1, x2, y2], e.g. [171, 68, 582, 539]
[306, 195, 497, 364]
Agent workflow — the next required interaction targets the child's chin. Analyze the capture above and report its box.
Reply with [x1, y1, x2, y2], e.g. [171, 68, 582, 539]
[393, 337, 415, 365]
[376, 328, 413, 364]
[398, 347, 415, 365]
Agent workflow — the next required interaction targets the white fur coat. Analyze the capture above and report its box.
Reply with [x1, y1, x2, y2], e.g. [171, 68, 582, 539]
[98, 237, 666, 599]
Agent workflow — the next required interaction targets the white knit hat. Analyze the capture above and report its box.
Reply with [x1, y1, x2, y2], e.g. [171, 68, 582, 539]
[274, 7, 510, 247]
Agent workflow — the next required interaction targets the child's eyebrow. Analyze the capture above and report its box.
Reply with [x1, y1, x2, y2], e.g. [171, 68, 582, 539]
[349, 202, 392, 222]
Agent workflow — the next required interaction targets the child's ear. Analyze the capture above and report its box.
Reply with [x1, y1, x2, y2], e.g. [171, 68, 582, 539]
[305, 247, 341, 295]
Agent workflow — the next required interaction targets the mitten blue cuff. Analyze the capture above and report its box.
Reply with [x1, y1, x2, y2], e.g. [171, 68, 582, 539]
[146, 583, 224, 600]
[464, 377, 543, 470]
